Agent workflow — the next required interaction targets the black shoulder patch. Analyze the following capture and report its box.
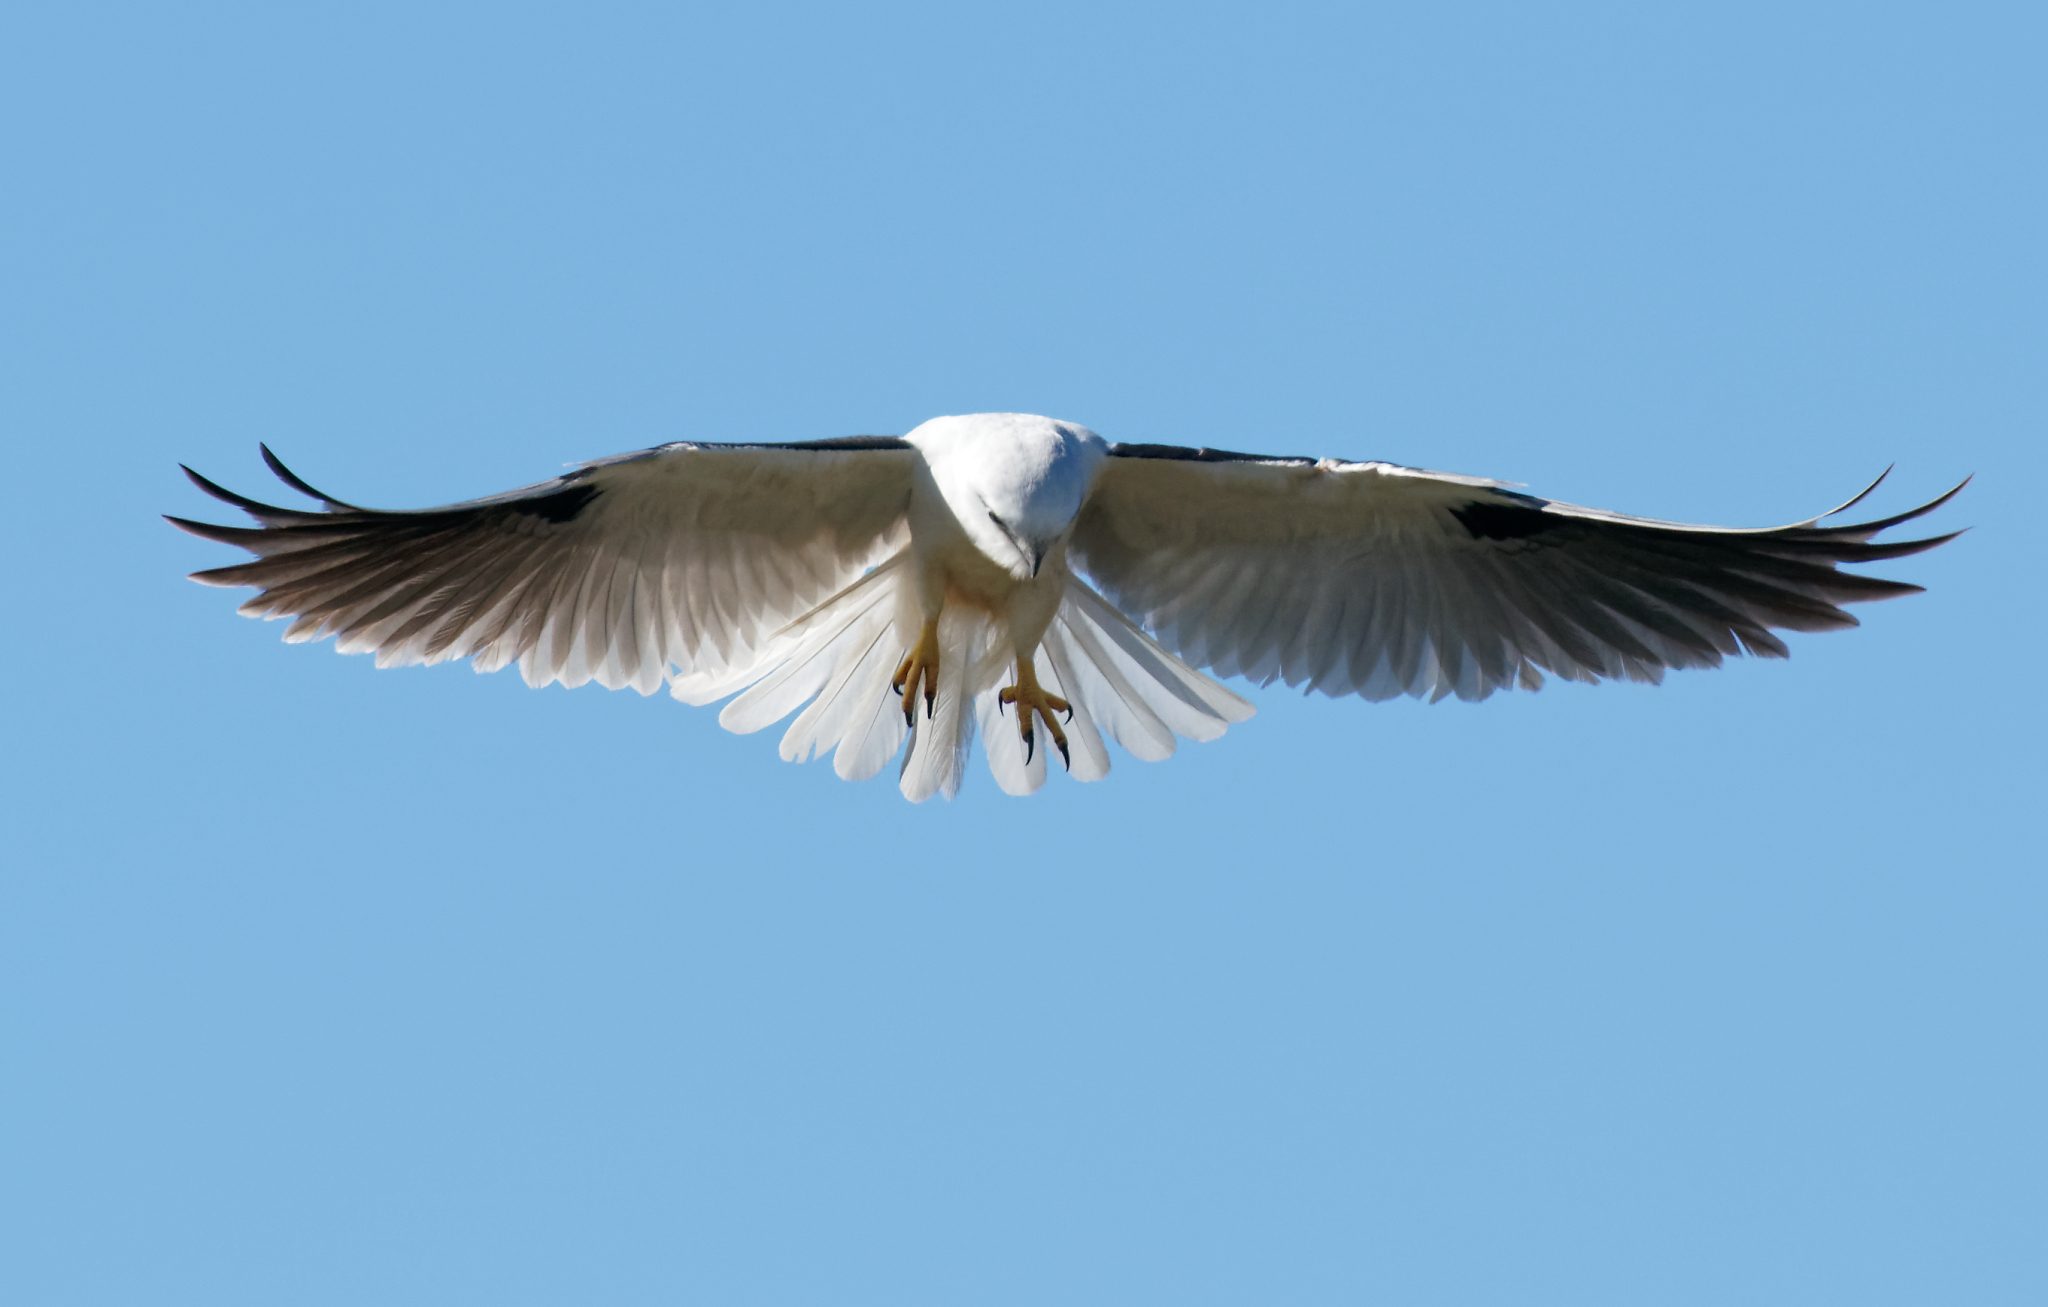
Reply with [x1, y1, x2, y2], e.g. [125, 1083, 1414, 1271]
[1450, 498, 1561, 542]
[507, 481, 603, 525]
[1109, 442, 1318, 466]
[747, 435, 913, 452]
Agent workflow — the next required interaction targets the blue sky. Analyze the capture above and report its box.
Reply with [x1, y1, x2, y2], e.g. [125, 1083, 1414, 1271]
[3, 2, 2042, 1302]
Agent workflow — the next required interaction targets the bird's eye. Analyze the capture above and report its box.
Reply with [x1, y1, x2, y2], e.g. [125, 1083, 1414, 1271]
[986, 510, 1030, 556]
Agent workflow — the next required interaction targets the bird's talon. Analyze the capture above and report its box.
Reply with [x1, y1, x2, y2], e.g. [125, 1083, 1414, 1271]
[1000, 661, 1074, 772]
[894, 619, 941, 729]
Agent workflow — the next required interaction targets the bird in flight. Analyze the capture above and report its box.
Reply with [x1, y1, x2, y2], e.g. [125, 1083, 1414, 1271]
[171, 413, 1964, 800]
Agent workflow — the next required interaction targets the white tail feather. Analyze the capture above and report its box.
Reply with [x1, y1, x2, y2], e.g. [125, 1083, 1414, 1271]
[1045, 582, 1254, 768]
[898, 606, 1002, 801]
[670, 556, 1254, 799]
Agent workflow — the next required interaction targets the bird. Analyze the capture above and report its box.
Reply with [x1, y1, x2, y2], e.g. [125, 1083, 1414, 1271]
[170, 412, 1966, 801]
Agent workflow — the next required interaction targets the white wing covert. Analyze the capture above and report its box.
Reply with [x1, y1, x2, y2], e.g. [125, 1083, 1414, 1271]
[1072, 444, 1965, 703]
[171, 439, 918, 694]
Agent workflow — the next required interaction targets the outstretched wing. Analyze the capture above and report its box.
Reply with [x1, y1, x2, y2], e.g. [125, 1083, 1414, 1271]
[1072, 444, 1965, 702]
[170, 438, 918, 694]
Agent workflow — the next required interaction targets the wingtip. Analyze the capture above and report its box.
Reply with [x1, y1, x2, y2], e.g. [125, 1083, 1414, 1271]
[179, 461, 317, 521]
[1804, 469, 1972, 541]
[164, 514, 273, 547]
[1915, 526, 1969, 551]
[260, 442, 304, 494]
[1817, 465, 1893, 522]
[186, 562, 252, 588]
[180, 463, 224, 496]
[165, 513, 230, 541]
[261, 443, 365, 511]
[1856, 473, 1973, 535]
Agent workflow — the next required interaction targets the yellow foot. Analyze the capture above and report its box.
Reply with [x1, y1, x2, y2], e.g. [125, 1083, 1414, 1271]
[998, 657, 1072, 769]
[890, 619, 941, 726]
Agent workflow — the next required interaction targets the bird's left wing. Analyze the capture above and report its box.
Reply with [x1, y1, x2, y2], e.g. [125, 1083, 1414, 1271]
[170, 438, 919, 694]
[1071, 443, 1964, 702]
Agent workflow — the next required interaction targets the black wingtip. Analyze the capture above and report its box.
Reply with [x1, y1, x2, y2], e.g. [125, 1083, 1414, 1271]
[186, 560, 265, 588]
[1849, 474, 1973, 536]
[1819, 465, 1894, 521]
[164, 514, 263, 546]
[1889, 527, 1969, 557]
[260, 443, 365, 511]
[180, 463, 322, 522]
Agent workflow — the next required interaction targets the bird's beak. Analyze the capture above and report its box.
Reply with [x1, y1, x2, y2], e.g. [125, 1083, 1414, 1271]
[987, 511, 1053, 579]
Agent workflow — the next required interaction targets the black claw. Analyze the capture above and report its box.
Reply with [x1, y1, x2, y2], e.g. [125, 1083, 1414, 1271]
[1023, 731, 1035, 765]
[924, 689, 935, 720]
[1062, 704, 1074, 723]
[1054, 737, 1071, 770]
[996, 696, 1007, 716]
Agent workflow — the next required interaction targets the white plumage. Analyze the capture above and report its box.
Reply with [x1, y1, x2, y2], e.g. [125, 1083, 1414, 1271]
[170, 413, 1964, 800]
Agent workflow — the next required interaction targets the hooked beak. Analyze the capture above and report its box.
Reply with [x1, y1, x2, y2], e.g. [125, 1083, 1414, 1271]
[989, 512, 1049, 578]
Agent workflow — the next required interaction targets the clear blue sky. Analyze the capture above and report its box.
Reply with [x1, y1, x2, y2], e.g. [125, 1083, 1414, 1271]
[4, 2, 2042, 1303]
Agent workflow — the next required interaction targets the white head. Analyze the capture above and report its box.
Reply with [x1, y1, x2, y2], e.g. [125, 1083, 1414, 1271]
[906, 413, 1108, 578]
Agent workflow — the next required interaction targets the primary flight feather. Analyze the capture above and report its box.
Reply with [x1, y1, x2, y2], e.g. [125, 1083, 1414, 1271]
[170, 413, 1965, 800]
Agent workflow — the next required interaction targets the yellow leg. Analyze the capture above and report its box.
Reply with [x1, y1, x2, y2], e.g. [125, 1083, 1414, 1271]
[890, 618, 941, 726]
[998, 655, 1072, 769]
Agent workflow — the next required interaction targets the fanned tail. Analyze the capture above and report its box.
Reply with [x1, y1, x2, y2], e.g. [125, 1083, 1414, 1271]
[994, 579, 1253, 792]
[672, 558, 1254, 800]
[671, 553, 914, 785]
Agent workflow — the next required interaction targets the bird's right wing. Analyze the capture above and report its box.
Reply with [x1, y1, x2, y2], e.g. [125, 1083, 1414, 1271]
[170, 437, 919, 694]
[1072, 444, 1965, 702]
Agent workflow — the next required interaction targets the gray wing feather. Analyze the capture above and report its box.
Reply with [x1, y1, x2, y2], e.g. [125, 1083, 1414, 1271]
[170, 439, 917, 694]
[1073, 447, 1965, 702]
